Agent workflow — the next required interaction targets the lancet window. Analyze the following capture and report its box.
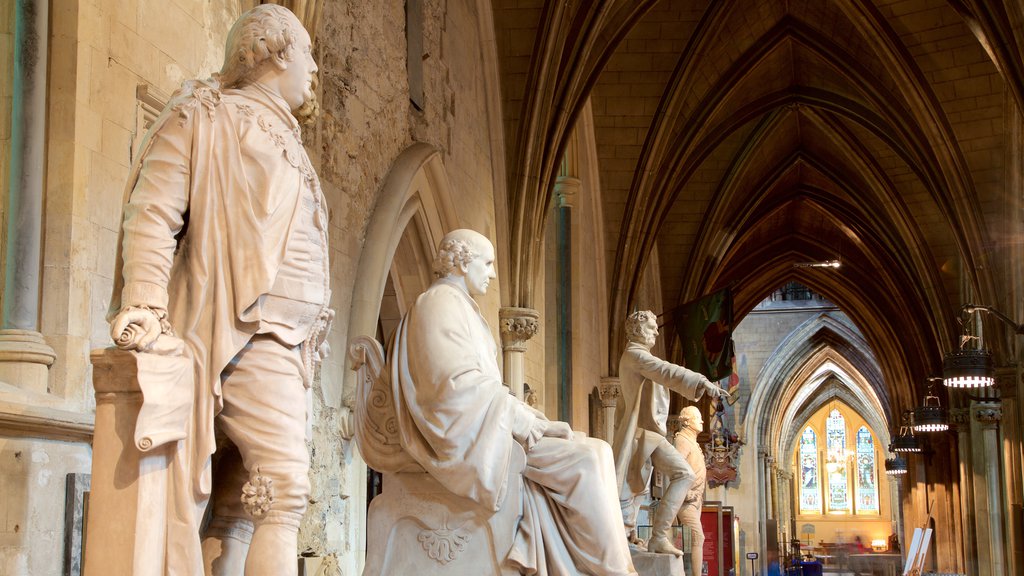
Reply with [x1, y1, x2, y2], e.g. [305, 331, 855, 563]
[856, 427, 879, 512]
[799, 427, 822, 513]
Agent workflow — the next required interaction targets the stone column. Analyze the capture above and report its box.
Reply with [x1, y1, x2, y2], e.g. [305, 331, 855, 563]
[598, 378, 621, 442]
[554, 176, 579, 423]
[499, 307, 539, 400]
[0, 0, 55, 393]
[950, 407, 976, 575]
[758, 450, 772, 567]
[997, 369, 1022, 576]
[777, 469, 791, 542]
[975, 404, 1005, 576]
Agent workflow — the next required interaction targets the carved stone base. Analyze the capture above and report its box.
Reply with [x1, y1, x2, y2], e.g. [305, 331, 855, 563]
[364, 449, 526, 576]
[0, 329, 55, 393]
[630, 549, 687, 576]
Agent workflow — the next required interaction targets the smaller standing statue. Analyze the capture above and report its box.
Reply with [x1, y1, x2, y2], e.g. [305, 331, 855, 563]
[674, 406, 707, 575]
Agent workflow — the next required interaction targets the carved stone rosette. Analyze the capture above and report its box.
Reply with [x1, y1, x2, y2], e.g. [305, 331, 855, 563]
[498, 307, 540, 352]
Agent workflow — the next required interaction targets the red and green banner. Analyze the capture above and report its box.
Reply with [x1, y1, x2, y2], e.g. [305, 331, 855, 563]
[676, 288, 735, 383]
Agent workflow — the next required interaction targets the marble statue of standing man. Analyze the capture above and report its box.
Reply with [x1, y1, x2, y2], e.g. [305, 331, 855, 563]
[107, 5, 330, 575]
[674, 405, 708, 575]
[613, 311, 726, 557]
[389, 229, 637, 575]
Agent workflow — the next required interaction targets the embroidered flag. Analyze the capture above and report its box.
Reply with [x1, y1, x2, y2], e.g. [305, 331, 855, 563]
[677, 288, 734, 381]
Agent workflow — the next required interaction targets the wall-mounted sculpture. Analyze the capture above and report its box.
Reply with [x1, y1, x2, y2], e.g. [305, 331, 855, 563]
[704, 400, 743, 488]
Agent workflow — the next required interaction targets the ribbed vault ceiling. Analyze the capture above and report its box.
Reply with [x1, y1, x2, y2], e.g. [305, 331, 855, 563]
[493, 0, 1024, 415]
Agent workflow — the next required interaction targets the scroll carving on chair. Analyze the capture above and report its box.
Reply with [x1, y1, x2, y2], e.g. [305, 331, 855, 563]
[350, 229, 637, 576]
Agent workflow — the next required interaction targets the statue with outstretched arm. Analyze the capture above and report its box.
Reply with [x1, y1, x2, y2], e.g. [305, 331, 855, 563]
[612, 310, 726, 557]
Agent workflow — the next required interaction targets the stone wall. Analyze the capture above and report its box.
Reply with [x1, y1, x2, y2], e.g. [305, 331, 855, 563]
[0, 440, 92, 574]
[307, 1, 505, 571]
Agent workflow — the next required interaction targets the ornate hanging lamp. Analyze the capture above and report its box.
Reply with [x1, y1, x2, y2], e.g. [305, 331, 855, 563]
[913, 378, 948, 432]
[943, 305, 1023, 388]
[889, 411, 921, 453]
[884, 454, 908, 476]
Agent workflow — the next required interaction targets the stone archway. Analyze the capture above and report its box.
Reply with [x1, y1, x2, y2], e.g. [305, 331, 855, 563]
[338, 143, 457, 573]
[344, 142, 457, 392]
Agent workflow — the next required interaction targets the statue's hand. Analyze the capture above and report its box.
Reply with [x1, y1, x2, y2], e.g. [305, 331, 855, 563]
[111, 306, 164, 352]
[703, 380, 727, 399]
[541, 420, 574, 440]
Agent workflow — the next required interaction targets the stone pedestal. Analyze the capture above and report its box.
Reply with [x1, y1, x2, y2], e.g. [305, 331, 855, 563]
[631, 550, 686, 576]
[0, 329, 55, 392]
[83, 348, 177, 576]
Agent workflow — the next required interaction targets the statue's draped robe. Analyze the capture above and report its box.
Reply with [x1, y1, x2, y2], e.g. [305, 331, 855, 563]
[390, 279, 635, 575]
[109, 80, 329, 574]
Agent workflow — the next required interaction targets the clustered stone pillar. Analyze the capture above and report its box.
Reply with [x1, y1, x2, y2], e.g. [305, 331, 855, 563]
[975, 404, 1005, 576]
[598, 378, 621, 442]
[0, 0, 55, 393]
[498, 307, 539, 400]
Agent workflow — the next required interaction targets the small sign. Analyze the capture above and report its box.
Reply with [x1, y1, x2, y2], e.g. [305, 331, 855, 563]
[746, 552, 758, 560]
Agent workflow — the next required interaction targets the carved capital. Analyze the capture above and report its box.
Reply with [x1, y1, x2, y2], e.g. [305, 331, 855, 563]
[498, 307, 540, 352]
[554, 176, 581, 209]
[598, 379, 621, 408]
[949, 407, 971, 427]
[974, 405, 1002, 428]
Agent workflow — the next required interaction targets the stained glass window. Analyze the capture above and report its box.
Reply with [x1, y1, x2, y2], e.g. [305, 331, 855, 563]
[856, 427, 879, 512]
[826, 409, 849, 512]
[799, 427, 821, 513]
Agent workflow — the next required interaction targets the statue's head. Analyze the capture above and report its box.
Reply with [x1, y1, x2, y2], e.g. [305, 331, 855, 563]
[433, 229, 496, 297]
[218, 5, 318, 110]
[625, 310, 658, 348]
[680, 405, 703, 432]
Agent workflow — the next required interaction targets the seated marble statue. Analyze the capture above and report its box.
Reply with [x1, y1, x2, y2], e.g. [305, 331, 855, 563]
[107, 5, 329, 575]
[613, 311, 726, 557]
[360, 229, 636, 576]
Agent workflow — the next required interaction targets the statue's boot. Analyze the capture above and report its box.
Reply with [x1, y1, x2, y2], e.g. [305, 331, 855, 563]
[647, 476, 692, 557]
[244, 511, 302, 576]
[203, 517, 253, 576]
